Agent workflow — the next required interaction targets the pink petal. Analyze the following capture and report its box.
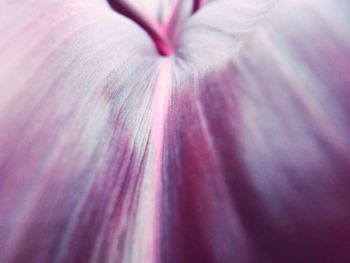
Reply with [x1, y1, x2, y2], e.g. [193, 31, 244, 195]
[0, 1, 165, 261]
[161, 1, 350, 262]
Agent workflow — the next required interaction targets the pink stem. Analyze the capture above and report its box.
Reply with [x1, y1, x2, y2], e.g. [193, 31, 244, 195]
[108, 0, 173, 56]
[192, 0, 205, 14]
[163, 0, 182, 40]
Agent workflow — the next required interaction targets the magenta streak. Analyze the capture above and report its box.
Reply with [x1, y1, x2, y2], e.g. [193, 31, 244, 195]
[108, 0, 173, 56]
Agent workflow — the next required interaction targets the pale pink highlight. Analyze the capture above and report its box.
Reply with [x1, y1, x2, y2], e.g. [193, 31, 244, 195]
[144, 58, 172, 263]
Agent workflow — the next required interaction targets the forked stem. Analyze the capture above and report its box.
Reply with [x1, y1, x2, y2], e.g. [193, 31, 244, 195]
[108, 0, 206, 56]
[108, 0, 173, 56]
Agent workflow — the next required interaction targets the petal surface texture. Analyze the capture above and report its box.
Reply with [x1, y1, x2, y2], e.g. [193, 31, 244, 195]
[0, 0, 350, 263]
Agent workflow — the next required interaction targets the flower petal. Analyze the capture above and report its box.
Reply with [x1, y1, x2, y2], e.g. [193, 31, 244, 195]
[0, 1, 169, 262]
[161, 1, 350, 262]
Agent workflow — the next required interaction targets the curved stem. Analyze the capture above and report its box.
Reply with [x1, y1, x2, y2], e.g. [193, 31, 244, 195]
[108, 0, 173, 56]
[192, 0, 206, 14]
